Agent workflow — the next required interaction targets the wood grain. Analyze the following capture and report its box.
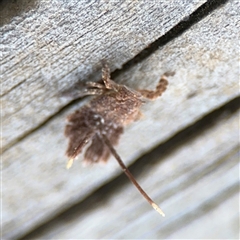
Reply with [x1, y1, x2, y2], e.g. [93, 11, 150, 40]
[1, 0, 206, 150]
[2, 0, 239, 239]
[32, 107, 239, 239]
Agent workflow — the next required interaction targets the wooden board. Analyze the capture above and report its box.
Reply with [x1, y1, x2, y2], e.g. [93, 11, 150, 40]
[27, 106, 239, 239]
[1, 0, 239, 239]
[1, 0, 206, 150]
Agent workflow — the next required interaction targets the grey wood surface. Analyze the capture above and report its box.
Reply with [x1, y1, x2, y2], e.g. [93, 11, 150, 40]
[1, 0, 206, 151]
[27, 107, 239, 239]
[1, 0, 239, 239]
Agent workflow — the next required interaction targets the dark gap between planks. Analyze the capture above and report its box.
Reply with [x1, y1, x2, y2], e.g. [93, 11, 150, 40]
[2, 0, 229, 153]
[0, 0, 38, 27]
[111, 0, 229, 78]
[19, 96, 240, 240]
[153, 182, 239, 237]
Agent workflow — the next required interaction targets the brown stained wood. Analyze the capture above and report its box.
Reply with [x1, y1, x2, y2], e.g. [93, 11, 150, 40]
[2, 0, 239, 239]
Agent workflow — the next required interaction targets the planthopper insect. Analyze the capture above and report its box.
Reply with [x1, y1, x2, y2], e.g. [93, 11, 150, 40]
[64, 61, 168, 216]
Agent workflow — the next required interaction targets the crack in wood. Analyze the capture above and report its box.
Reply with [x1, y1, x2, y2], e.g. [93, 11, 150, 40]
[18, 95, 239, 240]
[2, 0, 230, 152]
[152, 181, 238, 238]
[111, 0, 229, 79]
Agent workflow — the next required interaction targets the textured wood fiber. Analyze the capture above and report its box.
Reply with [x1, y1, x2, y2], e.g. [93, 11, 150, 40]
[1, 0, 239, 239]
[30, 107, 240, 239]
[1, 0, 205, 150]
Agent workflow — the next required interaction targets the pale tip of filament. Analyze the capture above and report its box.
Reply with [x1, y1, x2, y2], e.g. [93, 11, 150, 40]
[66, 158, 74, 169]
[151, 202, 165, 217]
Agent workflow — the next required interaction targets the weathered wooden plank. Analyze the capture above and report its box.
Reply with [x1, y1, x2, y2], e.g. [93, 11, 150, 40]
[21, 105, 240, 239]
[2, 0, 239, 239]
[1, 0, 206, 150]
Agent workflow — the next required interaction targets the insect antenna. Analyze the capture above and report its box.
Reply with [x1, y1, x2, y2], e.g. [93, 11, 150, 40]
[100, 133, 165, 216]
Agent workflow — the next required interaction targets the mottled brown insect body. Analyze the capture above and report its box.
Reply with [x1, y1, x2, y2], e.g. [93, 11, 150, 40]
[65, 62, 168, 216]
[65, 62, 167, 164]
[90, 84, 143, 126]
[65, 81, 144, 163]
